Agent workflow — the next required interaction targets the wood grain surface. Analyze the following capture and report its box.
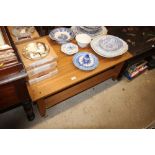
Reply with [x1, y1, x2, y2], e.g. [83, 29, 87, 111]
[25, 36, 133, 101]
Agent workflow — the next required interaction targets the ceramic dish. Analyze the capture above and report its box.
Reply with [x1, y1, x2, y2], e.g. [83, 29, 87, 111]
[49, 27, 75, 44]
[71, 26, 108, 38]
[12, 26, 35, 38]
[61, 43, 78, 55]
[76, 34, 91, 48]
[73, 52, 99, 71]
[98, 35, 123, 51]
[90, 35, 128, 58]
[23, 42, 50, 60]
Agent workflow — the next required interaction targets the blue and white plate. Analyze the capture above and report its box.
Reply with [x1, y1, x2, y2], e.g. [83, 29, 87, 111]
[61, 43, 78, 55]
[49, 27, 75, 44]
[99, 35, 123, 51]
[73, 52, 99, 71]
[90, 35, 128, 58]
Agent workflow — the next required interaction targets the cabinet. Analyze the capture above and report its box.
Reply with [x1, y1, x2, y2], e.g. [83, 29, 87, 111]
[0, 26, 35, 121]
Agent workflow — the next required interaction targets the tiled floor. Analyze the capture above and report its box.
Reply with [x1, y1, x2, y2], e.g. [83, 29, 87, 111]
[0, 69, 155, 129]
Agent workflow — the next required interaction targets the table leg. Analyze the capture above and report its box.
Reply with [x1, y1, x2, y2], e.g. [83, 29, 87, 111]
[37, 99, 46, 117]
[22, 101, 35, 121]
[15, 79, 35, 121]
[112, 62, 124, 80]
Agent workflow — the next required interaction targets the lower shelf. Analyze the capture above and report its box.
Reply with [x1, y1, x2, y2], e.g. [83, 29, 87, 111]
[36, 62, 124, 116]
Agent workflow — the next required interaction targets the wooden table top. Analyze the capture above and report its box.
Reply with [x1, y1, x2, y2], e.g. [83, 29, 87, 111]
[25, 36, 133, 101]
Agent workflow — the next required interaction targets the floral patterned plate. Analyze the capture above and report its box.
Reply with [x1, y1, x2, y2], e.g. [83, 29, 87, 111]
[61, 43, 78, 55]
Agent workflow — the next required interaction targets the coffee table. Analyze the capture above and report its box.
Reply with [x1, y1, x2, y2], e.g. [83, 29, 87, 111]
[17, 36, 133, 116]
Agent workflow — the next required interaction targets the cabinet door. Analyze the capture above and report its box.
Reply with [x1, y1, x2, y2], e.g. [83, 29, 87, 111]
[0, 82, 20, 110]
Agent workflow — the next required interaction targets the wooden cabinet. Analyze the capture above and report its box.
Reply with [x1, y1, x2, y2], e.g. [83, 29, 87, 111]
[0, 27, 35, 121]
[0, 82, 20, 109]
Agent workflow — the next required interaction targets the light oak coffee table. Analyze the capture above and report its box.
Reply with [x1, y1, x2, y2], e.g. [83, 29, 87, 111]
[17, 36, 133, 116]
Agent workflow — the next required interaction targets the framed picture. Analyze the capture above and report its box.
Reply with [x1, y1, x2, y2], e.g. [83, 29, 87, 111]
[0, 27, 12, 50]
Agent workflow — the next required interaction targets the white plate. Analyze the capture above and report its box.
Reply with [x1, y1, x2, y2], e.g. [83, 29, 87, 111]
[90, 35, 128, 58]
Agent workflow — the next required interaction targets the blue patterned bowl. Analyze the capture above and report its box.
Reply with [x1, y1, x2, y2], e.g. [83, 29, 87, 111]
[49, 27, 75, 44]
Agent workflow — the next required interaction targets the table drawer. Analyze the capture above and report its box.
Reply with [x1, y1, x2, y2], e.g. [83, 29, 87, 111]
[45, 67, 115, 108]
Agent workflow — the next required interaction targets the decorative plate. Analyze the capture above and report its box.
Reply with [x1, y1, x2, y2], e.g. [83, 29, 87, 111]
[23, 42, 50, 60]
[73, 52, 99, 71]
[12, 26, 35, 38]
[61, 43, 78, 55]
[49, 27, 75, 44]
[90, 35, 128, 58]
[71, 26, 108, 38]
[99, 35, 124, 51]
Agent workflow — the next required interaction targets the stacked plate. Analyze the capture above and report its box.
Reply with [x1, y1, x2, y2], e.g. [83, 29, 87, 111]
[90, 35, 128, 58]
[20, 38, 58, 85]
[71, 26, 108, 38]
